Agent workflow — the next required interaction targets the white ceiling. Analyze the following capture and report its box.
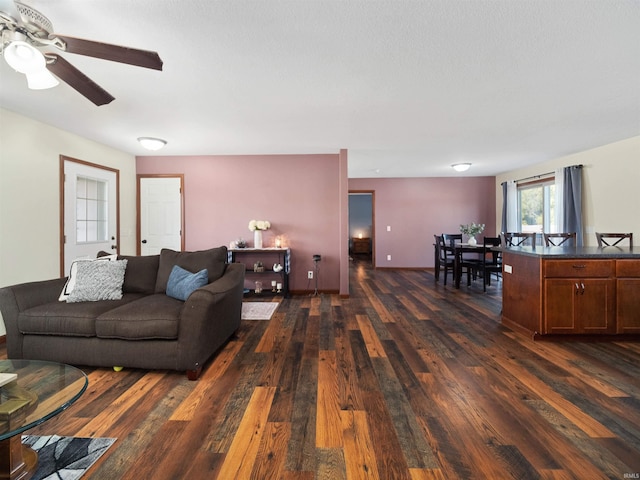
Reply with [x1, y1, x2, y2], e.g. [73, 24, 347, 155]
[1, 0, 639, 178]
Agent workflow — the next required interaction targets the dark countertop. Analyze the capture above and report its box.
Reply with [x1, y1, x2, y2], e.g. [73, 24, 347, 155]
[497, 246, 640, 258]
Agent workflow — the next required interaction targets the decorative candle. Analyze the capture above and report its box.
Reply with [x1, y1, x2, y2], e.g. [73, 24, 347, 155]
[275, 237, 282, 248]
[271, 280, 277, 287]
[276, 283, 282, 291]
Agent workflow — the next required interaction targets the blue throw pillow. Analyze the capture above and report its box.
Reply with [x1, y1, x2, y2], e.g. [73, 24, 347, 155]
[166, 265, 208, 301]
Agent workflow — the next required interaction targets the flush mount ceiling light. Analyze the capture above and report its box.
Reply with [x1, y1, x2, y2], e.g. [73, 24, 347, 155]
[137, 137, 167, 151]
[451, 163, 472, 172]
[3, 40, 59, 89]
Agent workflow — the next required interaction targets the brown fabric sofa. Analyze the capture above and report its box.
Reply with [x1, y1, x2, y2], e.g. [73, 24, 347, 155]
[0, 246, 244, 380]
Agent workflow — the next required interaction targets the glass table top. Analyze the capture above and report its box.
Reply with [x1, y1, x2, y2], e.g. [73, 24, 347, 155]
[0, 360, 88, 441]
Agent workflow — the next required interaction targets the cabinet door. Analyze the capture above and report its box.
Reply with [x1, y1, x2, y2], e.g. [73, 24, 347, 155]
[544, 278, 615, 334]
[578, 279, 615, 333]
[544, 279, 578, 333]
[617, 278, 640, 334]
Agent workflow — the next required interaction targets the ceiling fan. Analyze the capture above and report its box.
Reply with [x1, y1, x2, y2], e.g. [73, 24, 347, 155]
[0, 0, 162, 106]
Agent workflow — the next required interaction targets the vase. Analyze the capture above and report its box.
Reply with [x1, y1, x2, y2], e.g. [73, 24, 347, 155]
[468, 236, 477, 246]
[254, 230, 263, 249]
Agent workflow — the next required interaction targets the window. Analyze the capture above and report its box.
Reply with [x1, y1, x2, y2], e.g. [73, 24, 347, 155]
[518, 178, 556, 234]
[76, 175, 108, 243]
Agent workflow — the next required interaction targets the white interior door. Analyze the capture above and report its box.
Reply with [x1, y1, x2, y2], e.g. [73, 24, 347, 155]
[63, 159, 118, 276]
[139, 176, 183, 255]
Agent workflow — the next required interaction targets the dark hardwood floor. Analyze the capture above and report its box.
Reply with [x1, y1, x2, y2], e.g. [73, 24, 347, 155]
[7, 257, 640, 479]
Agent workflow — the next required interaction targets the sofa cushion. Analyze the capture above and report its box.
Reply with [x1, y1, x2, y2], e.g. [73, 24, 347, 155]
[96, 295, 183, 340]
[98, 251, 160, 294]
[67, 259, 128, 303]
[166, 265, 208, 301]
[154, 246, 227, 293]
[120, 254, 160, 294]
[18, 294, 144, 337]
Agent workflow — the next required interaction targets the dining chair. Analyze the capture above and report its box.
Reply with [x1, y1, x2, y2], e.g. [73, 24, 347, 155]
[443, 233, 479, 286]
[543, 232, 576, 247]
[433, 235, 443, 282]
[502, 232, 536, 247]
[478, 236, 502, 292]
[596, 232, 633, 248]
[442, 233, 462, 247]
[435, 235, 455, 285]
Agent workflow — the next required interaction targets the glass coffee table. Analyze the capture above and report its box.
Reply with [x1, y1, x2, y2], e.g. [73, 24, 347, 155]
[0, 360, 88, 480]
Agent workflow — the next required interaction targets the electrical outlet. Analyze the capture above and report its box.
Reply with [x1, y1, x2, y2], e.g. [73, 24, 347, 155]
[387, 254, 391, 261]
[308, 270, 314, 279]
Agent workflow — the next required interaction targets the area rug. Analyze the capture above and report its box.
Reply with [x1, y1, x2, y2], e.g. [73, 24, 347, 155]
[241, 301, 279, 320]
[22, 435, 116, 480]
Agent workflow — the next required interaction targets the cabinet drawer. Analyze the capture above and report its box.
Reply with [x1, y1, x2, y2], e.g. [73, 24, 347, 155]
[617, 260, 640, 277]
[544, 260, 614, 278]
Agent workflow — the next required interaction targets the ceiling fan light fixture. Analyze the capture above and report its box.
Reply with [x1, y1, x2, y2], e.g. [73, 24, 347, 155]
[4, 40, 44, 73]
[25, 69, 59, 89]
[137, 137, 167, 151]
[452, 163, 472, 172]
[3, 40, 59, 90]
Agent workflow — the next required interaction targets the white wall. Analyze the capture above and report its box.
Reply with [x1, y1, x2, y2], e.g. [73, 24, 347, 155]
[0, 108, 137, 334]
[495, 136, 640, 246]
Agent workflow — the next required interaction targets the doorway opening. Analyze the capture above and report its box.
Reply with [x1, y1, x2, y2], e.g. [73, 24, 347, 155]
[348, 191, 374, 266]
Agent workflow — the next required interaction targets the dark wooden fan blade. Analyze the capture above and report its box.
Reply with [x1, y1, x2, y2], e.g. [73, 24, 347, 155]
[55, 35, 163, 71]
[46, 54, 115, 106]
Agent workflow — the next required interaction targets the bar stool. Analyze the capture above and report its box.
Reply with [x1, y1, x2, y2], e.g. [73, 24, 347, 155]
[596, 232, 633, 247]
[502, 232, 536, 247]
[543, 232, 576, 247]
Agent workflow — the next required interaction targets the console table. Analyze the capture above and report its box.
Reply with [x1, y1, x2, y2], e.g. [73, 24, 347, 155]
[500, 246, 640, 337]
[228, 248, 291, 297]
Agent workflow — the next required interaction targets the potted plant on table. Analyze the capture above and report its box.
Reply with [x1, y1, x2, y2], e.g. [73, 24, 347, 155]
[460, 222, 485, 246]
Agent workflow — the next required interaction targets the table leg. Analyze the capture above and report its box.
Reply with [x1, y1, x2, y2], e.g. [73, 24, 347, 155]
[0, 436, 38, 480]
[434, 244, 440, 281]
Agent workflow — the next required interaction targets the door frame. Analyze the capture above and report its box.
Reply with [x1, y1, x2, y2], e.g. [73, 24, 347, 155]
[136, 174, 185, 255]
[59, 155, 120, 277]
[348, 189, 375, 268]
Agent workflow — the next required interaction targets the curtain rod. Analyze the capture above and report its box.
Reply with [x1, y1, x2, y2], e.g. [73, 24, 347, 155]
[501, 164, 583, 185]
[515, 171, 554, 183]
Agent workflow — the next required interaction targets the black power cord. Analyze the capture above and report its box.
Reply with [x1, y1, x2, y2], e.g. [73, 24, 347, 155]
[312, 254, 321, 296]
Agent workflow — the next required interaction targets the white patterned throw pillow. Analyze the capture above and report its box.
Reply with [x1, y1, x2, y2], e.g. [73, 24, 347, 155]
[66, 259, 128, 303]
[59, 255, 117, 301]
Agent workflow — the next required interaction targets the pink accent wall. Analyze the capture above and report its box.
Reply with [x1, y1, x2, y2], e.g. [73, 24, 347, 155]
[137, 154, 342, 292]
[349, 177, 496, 268]
[136, 153, 496, 292]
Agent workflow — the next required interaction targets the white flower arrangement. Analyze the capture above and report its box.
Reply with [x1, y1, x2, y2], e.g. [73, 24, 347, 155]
[248, 220, 271, 231]
[460, 222, 485, 236]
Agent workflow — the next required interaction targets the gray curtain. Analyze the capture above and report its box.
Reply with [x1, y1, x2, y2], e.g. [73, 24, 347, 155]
[563, 165, 583, 246]
[501, 181, 508, 234]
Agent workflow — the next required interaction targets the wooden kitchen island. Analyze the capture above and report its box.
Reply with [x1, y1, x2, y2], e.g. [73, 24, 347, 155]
[500, 246, 640, 338]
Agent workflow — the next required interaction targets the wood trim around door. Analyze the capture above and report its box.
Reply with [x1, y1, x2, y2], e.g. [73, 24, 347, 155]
[136, 174, 185, 255]
[59, 155, 120, 277]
